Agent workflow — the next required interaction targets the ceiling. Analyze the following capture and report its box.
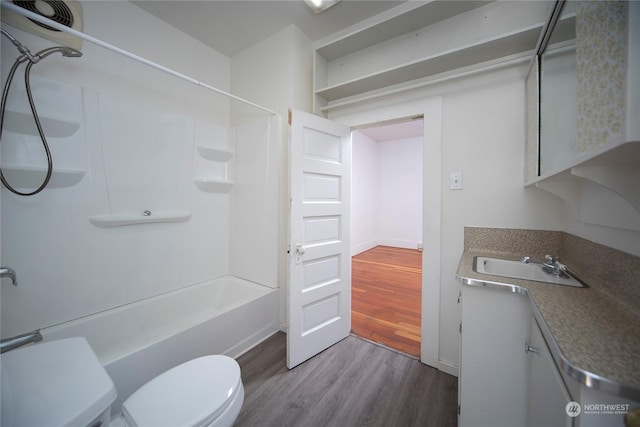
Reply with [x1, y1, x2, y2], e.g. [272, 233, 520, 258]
[132, 0, 423, 139]
[356, 118, 423, 142]
[132, 0, 405, 57]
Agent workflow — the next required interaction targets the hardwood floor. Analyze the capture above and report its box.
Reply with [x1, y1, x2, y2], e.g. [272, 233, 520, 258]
[351, 246, 422, 357]
[235, 332, 458, 427]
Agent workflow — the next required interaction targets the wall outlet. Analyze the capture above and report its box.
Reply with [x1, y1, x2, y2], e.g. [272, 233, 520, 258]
[450, 172, 463, 190]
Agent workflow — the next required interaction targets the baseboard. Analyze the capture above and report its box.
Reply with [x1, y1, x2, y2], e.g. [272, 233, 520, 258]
[377, 239, 421, 250]
[437, 359, 459, 377]
[351, 240, 378, 256]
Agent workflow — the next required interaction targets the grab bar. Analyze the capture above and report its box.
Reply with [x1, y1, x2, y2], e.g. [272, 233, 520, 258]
[0, 330, 43, 353]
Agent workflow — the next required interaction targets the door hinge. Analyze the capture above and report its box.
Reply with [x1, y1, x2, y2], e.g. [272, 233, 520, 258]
[288, 108, 292, 126]
[458, 404, 461, 415]
[459, 322, 462, 334]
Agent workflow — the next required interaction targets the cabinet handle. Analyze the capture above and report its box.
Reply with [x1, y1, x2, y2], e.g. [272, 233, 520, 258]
[525, 343, 539, 354]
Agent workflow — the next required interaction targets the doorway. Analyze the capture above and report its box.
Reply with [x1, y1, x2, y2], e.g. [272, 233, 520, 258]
[350, 118, 424, 357]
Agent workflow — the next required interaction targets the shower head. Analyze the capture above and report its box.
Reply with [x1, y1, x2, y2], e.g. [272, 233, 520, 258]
[34, 46, 83, 62]
[59, 47, 83, 58]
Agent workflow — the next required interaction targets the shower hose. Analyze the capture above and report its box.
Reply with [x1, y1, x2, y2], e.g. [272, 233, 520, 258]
[1, 29, 82, 196]
[0, 52, 53, 196]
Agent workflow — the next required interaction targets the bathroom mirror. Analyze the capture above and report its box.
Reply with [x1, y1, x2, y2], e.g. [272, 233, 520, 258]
[527, 0, 577, 178]
[539, 0, 576, 175]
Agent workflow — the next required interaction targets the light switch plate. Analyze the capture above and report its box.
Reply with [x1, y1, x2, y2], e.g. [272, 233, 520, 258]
[450, 172, 463, 190]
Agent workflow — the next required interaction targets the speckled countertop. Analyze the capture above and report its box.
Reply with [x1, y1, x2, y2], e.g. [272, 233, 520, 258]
[457, 249, 640, 402]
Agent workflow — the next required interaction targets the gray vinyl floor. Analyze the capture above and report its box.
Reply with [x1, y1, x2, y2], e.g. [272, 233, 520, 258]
[235, 332, 458, 427]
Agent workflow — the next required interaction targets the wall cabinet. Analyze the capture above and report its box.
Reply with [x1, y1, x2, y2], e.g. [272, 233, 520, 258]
[525, 1, 640, 229]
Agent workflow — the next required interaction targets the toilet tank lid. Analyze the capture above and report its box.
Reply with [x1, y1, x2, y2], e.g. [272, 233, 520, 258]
[0, 337, 117, 427]
[122, 355, 241, 427]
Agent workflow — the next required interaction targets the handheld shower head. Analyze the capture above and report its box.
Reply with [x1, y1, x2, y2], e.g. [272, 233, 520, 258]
[60, 47, 83, 58]
[34, 46, 83, 61]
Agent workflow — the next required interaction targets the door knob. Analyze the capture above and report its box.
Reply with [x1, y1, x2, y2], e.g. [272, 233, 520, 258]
[295, 244, 306, 255]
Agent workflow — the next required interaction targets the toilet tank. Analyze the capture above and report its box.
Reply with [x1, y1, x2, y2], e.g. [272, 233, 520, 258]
[1, 337, 117, 427]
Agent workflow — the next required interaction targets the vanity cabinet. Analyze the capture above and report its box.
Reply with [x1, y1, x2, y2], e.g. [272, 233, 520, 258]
[459, 285, 574, 427]
[526, 317, 573, 427]
[459, 285, 531, 427]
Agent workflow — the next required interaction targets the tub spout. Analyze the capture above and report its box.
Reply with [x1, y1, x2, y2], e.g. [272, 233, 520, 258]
[1, 267, 17, 285]
[1, 330, 42, 353]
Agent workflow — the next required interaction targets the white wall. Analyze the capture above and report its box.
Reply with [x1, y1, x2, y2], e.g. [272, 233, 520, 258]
[0, 1, 234, 337]
[377, 136, 423, 249]
[351, 132, 423, 255]
[351, 131, 378, 254]
[231, 25, 313, 329]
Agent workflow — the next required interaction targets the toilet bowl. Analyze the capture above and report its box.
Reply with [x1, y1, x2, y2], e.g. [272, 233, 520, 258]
[0, 337, 244, 427]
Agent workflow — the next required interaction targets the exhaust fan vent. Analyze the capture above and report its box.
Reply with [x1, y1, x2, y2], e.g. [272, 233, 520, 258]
[1, 0, 83, 50]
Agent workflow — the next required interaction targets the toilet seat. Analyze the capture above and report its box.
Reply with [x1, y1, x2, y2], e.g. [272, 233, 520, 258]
[121, 355, 242, 427]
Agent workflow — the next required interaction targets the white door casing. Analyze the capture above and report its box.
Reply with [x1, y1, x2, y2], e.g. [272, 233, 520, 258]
[287, 109, 351, 369]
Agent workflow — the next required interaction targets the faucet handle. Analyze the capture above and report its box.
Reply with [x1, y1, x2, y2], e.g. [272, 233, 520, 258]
[544, 254, 560, 264]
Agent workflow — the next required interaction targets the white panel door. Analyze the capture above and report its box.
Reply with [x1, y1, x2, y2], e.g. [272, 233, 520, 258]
[287, 109, 351, 369]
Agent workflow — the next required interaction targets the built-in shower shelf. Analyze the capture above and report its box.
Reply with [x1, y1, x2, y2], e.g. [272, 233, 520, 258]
[196, 146, 234, 162]
[0, 165, 84, 188]
[194, 179, 234, 193]
[89, 211, 192, 228]
[4, 110, 80, 137]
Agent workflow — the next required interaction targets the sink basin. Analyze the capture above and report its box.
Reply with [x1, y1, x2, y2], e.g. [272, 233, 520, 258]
[0, 337, 116, 427]
[473, 257, 585, 287]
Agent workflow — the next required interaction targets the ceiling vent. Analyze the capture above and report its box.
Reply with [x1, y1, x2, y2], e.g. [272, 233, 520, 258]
[1, 0, 83, 50]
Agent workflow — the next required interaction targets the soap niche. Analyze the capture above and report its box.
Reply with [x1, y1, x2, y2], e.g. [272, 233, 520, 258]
[0, 77, 86, 190]
[193, 121, 236, 193]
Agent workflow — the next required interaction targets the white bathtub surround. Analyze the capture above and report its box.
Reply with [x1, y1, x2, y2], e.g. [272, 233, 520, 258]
[1, 0, 281, 358]
[41, 276, 278, 414]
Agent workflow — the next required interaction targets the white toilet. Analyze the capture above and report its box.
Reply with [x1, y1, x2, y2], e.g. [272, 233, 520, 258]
[0, 337, 244, 427]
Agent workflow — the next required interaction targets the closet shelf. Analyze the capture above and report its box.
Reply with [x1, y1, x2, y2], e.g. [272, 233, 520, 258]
[194, 179, 234, 193]
[196, 145, 234, 162]
[315, 24, 543, 102]
[89, 211, 192, 228]
[4, 110, 80, 137]
[0, 165, 85, 188]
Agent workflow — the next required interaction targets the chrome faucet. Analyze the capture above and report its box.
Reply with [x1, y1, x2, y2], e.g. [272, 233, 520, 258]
[521, 255, 567, 277]
[0, 330, 43, 353]
[0, 267, 17, 286]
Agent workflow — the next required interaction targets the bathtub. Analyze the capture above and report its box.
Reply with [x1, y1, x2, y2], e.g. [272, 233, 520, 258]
[41, 275, 280, 413]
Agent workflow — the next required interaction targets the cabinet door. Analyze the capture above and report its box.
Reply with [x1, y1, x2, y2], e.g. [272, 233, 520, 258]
[527, 318, 573, 427]
[460, 286, 530, 427]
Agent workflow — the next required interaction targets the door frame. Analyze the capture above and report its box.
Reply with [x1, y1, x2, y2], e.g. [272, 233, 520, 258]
[326, 96, 443, 370]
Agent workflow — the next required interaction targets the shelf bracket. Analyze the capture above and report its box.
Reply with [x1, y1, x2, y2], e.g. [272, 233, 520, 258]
[571, 164, 640, 213]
